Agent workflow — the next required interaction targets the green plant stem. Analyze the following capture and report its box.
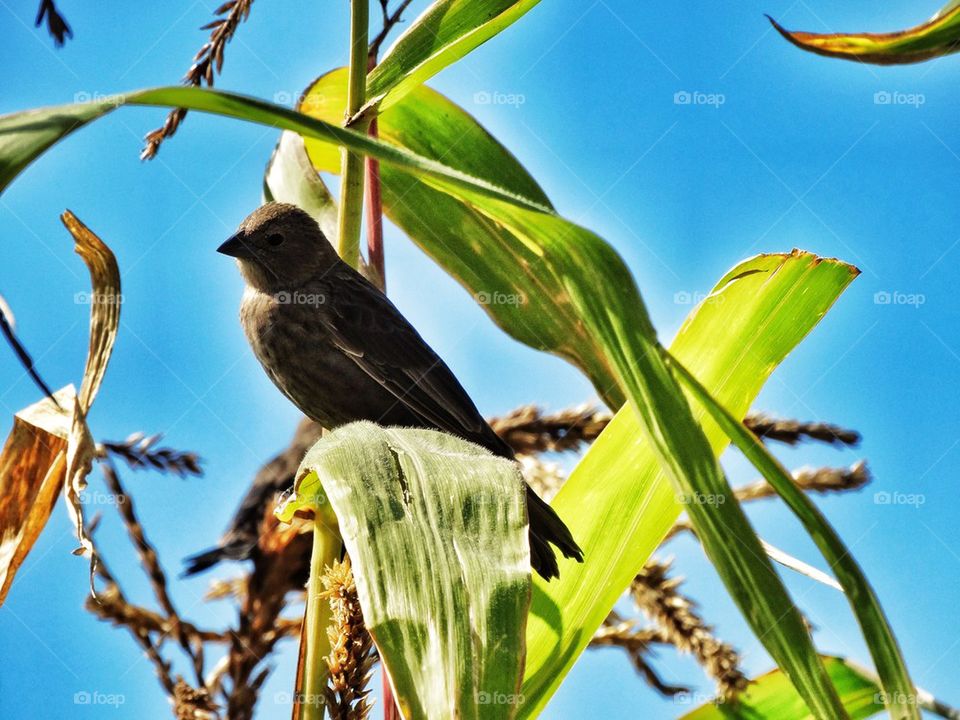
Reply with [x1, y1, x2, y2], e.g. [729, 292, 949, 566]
[337, 0, 370, 267]
[666, 352, 919, 720]
[300, 521, 342, 720]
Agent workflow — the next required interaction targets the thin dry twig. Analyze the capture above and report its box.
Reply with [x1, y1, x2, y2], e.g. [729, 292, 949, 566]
[35, 0, 72, 46]
[490, 404, 610, 455]
[367, 0, 415, 59]
[590, 613, 690, 696]
[0, 293, 61, 407]
[632, 559, 749, 701]
[735, 460, 870, 502]
[98, 432, 203, 477]
[87, 582, 227, 643]
[141, 0, 255, 159]
[100, 461, 206, 685]
[85, 527, 178, 697]
[745, 412, 860, 446]
[490, 405, 859, 456]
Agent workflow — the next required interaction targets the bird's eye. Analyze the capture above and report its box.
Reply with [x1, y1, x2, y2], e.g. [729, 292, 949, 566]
[267, 233, 285, 247]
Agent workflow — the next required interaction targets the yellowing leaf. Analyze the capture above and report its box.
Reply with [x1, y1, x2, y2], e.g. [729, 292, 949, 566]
[0, 387, 74, 606]
[0, 212, 120, 606]
[769, 3, 960, 65]
[61, 211, 121, 573]
[680, 656, 882, 720]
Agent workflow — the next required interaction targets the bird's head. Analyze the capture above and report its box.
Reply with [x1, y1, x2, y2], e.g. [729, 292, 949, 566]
[218, 203, 339, 291]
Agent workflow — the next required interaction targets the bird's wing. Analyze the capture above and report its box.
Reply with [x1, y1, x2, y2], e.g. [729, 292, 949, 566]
[316, 270, 491, 439]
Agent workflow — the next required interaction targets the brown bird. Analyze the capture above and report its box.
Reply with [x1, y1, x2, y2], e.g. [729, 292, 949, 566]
[211, 202, 582, 580]
[182, 417, 322, 579]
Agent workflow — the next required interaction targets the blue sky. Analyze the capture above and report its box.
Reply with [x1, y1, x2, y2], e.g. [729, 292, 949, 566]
[2, 0, 959, 717]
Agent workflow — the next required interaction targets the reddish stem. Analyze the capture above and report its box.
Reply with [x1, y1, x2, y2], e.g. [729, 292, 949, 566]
[365, 117, 386, 292]
[364, 49, 395, 719]
[383, 670, 400, 720]
[365, 51, 386, 292]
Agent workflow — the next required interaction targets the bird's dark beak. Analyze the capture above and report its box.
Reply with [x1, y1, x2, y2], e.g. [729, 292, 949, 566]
[217, 232, 255, 259]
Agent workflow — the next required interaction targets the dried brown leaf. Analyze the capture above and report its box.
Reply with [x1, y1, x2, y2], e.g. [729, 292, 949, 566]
[0, 387, 73, 605]
[0, 210, 121, 604]
[60, 211, 122, 586]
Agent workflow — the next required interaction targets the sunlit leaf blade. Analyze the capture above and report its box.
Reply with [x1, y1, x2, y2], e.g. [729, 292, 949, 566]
[300, 69, 551, 207]
[0, 88, 552, 214]
[768, 3, 960, 65]
[295, 74, 849, 716]
[520, 251, 857, 717]
[0, 101, 109, 191]
[680, 656, 882, 720]
[668, 358, 918, 720]
[280, 422, 530, 720]
[368, 0, 542, 112]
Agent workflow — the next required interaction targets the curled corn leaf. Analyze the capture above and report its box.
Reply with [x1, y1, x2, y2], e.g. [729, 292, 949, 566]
[61, 211, 121, 579]
[768, 3, 960, 65]
[0, 212, 120, 606]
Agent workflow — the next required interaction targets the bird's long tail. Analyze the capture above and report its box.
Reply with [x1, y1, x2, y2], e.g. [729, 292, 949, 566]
[181, 540, 256, 577]
[526, 485, 583, 581]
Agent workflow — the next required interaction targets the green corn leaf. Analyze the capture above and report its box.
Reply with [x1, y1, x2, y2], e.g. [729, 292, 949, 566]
[367, 0, 543, 112]
[769, 1, 960, 65]
[0, 87, 551, 212]
[520, 251, 858, 717]
[667, 357, 918, 720]
[679, 656, 883, 720]
[278, 422, 530, 720]
[294, 74, 855, 717]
